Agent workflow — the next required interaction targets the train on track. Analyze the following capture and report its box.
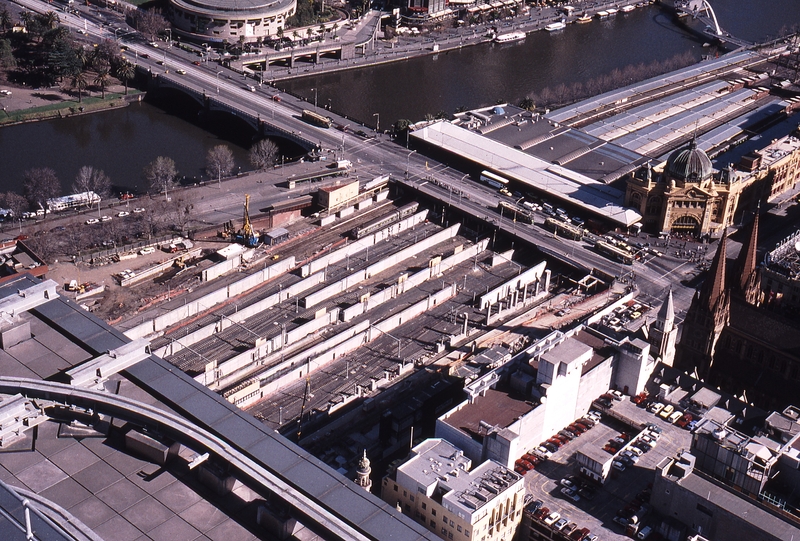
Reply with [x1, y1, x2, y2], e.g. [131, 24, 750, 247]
[350, 202, 420, 240]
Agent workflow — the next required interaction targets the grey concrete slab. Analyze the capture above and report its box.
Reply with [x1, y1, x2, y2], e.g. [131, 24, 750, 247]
[16, 459, 67, 493]
[103, 448, 150, 477]
[0, 449, 44, 475]
[96, 479, 148, 513]
[48, 441, 101, 475]
[39, 477, 93, 509]
[79, 435, 117, 459]
[93, 515, 145, 541]
[205, 519, 259, 541]
[72, 459, 124, 493]
[128, 464, 177, 494]
[147, 515, 203, 541]
[121, 497, 175, 533]
[23, 349, 70, 379]
[179, 499, 230, 533]
[68, 496, 118, 529]
[153, 481, 202, 514]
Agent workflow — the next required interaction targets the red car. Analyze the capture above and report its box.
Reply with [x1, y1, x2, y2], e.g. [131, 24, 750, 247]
[676, 412, 693, 428]
[547, 438, 564, 448]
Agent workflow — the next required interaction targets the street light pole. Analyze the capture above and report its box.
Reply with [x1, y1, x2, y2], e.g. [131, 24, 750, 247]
[406, 149, 416, 178]
[373, 112, 379, 133]
[312, 87, 317, 110]
[216, 70, 224, 93]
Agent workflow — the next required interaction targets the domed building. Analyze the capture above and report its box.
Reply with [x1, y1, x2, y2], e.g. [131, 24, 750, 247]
[166, 0, 296, 44]
[625, 139, 743, 237]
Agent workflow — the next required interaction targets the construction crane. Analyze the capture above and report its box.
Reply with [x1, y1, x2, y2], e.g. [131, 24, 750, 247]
[235, 194, 260, 247]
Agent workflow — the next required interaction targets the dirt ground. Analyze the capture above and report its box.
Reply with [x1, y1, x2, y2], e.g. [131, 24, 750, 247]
[0, 81, 127, 114]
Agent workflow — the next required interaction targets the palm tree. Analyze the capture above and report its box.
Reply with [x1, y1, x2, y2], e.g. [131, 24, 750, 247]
[306, 28, 313, 43]
[42, 11, 59, 31]
[277, 27, 284, 41]
[94, 62, 110, 99]
[292, 30, 300, 45]
[0, 7, 12, 32]
[116, 60, 135, 95]
[71, 70, 88, 102]
[332, 22, 338, 38]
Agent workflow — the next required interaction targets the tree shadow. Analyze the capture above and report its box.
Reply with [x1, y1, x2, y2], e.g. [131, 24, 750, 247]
[31, 92, 64, 102]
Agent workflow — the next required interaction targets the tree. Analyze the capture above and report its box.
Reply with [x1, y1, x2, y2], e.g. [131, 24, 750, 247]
[41, 11, 59, 31]
[71, 70, 88, 102]
[22, 168, 61, 215]
[0, 6, 12, 32]
[73, 166, 111, 199]
[93, 60, 110, 99]
[115, 60, 135, 95]
[206, 145, 235, 183]
[0, 39, 16, 69]
[132, 9, 168, 42]
[144, 157, 177, 199]
[1, 192, 29, 231]
[519, 97, 535, 111]
[249, 139, 278, 170]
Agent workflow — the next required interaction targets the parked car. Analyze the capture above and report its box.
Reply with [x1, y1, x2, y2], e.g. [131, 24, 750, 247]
[659, 404, 675, 419]
[534, 446, 553, 458]
[133, 207, 146, 213]
[553, 518, 569, 531]
[117, 211, 130, 218]
[676, 412, 693, 428]
[542, 441, 559, 453]
[139, 246, 156, 255]
[669, 411, 684, 424]
[562, 522, 579, 536]
[533, 506, 550, 520]
[543, 512, 561, 526]
[85, 218, 100, 225]
[648, 402, 664, 415]
[578, 487, 596, 500]
[609, 390, 624, 400]
[561, 487, 580, 502]
[560, 477, 576, 489]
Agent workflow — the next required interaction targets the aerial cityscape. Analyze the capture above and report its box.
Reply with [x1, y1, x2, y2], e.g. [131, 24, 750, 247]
[0, 0, 799, 540]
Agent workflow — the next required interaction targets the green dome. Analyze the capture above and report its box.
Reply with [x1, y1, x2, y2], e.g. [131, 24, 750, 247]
[666, 140, 713, 183]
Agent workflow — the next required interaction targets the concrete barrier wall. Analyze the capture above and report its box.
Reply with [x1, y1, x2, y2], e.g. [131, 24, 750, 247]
[285, 307, 340, 345]
[213, 320, 371, 396]
[202, 256, 241, 282]
[121, 248, 203, 287]
[124, 256, 296, 340]
[364, 224, 460, 279]
[372, 284, 456, 336]
[302, 269, 366, 309]
[479, 260, 547, 310]
[301, 211, 428, 277]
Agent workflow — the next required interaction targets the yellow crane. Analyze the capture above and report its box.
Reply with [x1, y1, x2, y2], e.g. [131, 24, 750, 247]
[236, 194, 259, 247]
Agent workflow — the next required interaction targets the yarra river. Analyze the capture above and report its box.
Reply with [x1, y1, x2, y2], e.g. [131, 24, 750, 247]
[1, 0, 798, 194]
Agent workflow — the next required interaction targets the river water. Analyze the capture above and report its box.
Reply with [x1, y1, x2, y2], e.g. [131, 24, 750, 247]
[1, 0, 797, 195]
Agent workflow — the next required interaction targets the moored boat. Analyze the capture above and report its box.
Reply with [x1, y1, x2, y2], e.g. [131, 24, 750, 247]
[607, 7, 619, 15]
[545, 20, 567, 31]
[494, 31, 526, 43]
[621, 4, 635, 12]
[576, 12, 592, 23]
[596, 10, 609, 18]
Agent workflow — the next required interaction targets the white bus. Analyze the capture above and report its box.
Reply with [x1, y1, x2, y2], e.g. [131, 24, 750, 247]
[479, 170, 510, 190]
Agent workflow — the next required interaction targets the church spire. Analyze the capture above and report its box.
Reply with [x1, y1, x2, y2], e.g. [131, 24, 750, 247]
[657, 288, 674, 327]
[355, 449, 372, 492]
[699, 229, 728, 311]
[734, 206, 762, 305]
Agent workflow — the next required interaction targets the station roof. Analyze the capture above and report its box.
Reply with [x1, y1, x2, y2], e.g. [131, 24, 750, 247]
[410, 121, 642, 227]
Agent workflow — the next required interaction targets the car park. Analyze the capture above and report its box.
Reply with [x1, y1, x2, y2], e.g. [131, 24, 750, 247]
[543, 512, 561, 526]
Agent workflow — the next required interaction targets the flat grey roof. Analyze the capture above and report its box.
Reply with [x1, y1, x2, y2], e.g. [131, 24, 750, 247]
[411, 121, 642, 226]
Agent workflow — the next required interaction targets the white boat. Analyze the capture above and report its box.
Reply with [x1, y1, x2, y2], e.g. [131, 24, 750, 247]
[596, 10, 609, 18]
[545, 21, 567, 31]
[494, 31, 526, 43]
[576, 13, 592, 22]
[621, 4, 635, 12]
[607, 7, 619, 15]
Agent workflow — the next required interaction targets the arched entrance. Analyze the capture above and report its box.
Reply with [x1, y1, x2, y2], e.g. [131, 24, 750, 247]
[671, 215, 701, 236]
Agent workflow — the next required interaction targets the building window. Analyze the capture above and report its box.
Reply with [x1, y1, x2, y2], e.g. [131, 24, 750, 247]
[457, 526, 462, 533]
[450, 520, 455, 527]
[422, 503, 427, 510]
[449, 533, 453, 540]
[410, 495, 415, 502]
[442, 527, 447, 535]
[430, 520, 436, 527]
[696, 503, 713, 517]
[432, 510, 436, 516]
[393, 485, 398, 492]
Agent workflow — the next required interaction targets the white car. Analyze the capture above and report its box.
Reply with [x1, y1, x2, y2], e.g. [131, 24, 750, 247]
[100, 215, 112, 222]
[139, 247, 155, 255]
[117, 211, 130, 218]
[0, 89, 11, 96]
[543, 512, 561, 526]
[534, 446, 553, 459]
[133, 207, 146, 214]
[85, 218, 100, 225]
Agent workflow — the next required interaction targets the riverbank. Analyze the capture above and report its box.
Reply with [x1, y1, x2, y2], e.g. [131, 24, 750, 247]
[265, 0, 668, 83]
[0, 86, 143, 126]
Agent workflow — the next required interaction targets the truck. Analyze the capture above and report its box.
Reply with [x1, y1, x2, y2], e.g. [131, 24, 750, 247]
[329, 159, 352, 170]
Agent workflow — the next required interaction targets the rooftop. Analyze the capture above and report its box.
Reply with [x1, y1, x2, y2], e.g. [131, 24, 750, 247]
[442, 387, 537, 443]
